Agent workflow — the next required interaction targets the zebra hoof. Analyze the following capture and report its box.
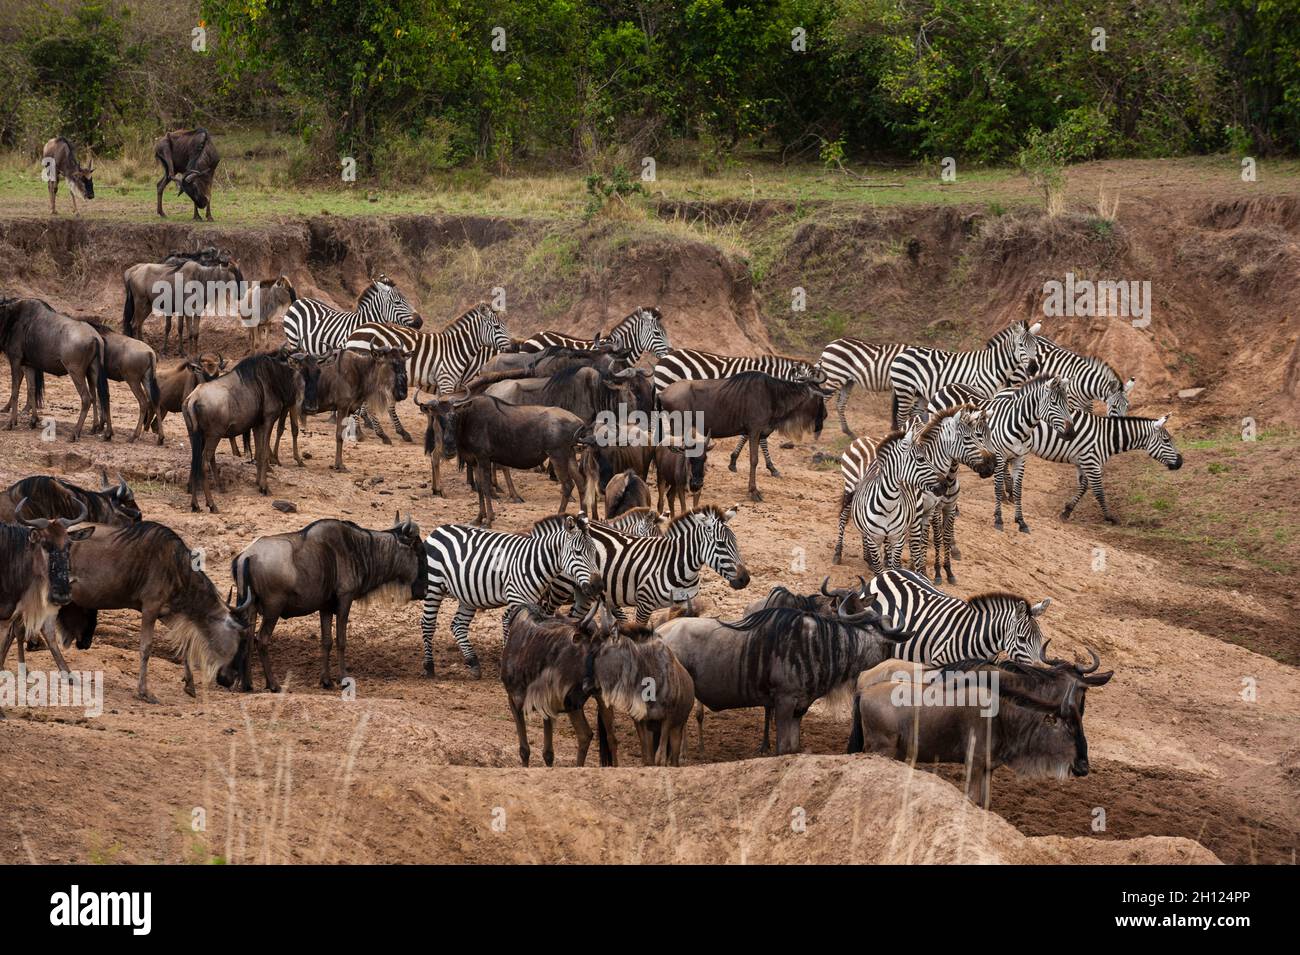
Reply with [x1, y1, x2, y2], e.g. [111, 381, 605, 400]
[1017, 523, 1031, 534]
[466, 659, 482, 679]
[1060, 509, 1073, 521]
[992, 521, 1003, 531]
[945, 573, 957, 585]
[727, 461, 738, 473]
[767, 468, 782, 478]
[422, 663, 436, 678]
[950, 547, 962, 559]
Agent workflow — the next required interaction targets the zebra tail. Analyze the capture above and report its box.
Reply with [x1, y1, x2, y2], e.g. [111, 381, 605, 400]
[846, 691, 865, 753]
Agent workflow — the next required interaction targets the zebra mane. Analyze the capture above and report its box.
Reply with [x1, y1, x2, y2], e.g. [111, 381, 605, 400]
[529, 513, 577, 536]
[445, 302, 493, 330]
[915, 405, 965, 444]
[965, 591, 1029, 612]
[666, 504, 729, 532]
[1041, 334, 1124, 384]
[872, 429, 909, 452]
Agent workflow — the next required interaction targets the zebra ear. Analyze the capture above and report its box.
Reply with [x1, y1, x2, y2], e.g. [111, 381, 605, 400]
[722, 504, 739, 522]
[1028, 321, 1042, 335]
[1124, 377, 1136, 394]
[1154, 413, 1169, 427]
[564, 515, 578, 532]
[1029, 598, 1051, 617]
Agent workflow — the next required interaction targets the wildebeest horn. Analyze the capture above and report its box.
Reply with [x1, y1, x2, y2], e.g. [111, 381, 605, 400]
[236, 588, 255, 613]
[58, 498, 89, 528]
[1079, 647, 1101, 674]
[577, 600, 601, 632]
[820, 576, 833, 597]
[1038, 639, 1071, 669]
[14, 497, 50, 529]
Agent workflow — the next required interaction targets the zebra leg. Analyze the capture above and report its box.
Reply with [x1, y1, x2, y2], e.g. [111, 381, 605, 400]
[1089, 468, 1117, 523]
[728, 436, 745, 472]
[1010, 455, 1030, 533]
[941, 504, 958, 585]
[1062, 466, 1088, 520]
[358, 406, 390, 443]
[450, 604, 481, 678]
[992, 454, 1007, 529]
[949, 502, 962, 559]
[760, 436, 780, 477]
[832, 492, 852, 564]
[419, 590, 444, 677]
[390, 403, 412, 443]
[836, 383, 855, 437]
[930, 507, 944, 584]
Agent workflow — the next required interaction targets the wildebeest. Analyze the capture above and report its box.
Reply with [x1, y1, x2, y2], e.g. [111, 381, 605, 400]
[604, 468, 651, 518]
[231, 514, 425, 692]
[657, 371, 826, 501]
[740, 576, 863, 618]
[653, 430, 711, 516]
[184, 350, 319, 512]
[148, 351, 225, 443]
[846, 644, 1113, 806]
[155, 128, 220, 220]
[47, 521, 249, 702]
[0, 499, 93, 688]
[424, 394, 595, 527]
[586, 618, 695, 766]
[238, 276, 298, 353]
[0, 476, 140, 527]
[472, 343, 631, 383]
[122, 253, 245, 354]
[478, 365, 650, 425]
[0, 297, 110, 441]
[656, 601, 906, 756]
[501, 601, 619, 767]
[75, 319, 162, 443]
[292, 347, 407, 471]
[41, 137, 94, 215]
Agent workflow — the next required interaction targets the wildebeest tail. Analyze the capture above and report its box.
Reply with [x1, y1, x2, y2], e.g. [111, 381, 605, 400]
[846, 691, 865, 753]
[145, 353, 161, 408]
[596, 703, 614, 767]
[32, 369, 45, 406]
[94, 337, 110, 408]
[56, 604, 99, 651]
[123, 283, 136, 337]
[186, 403, 203, 493]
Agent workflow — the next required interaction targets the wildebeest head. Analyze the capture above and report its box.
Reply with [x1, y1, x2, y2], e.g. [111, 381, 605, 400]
[662, 429, 713, 492]
[1012, 642, 1114, 778]
[380, 346, 409, 402]
[219, 578, 258, 689]
[1145, 413, 1183, 470]
[176, 170, 209, 209]
[14, 497, 94, 606]
[71, 161, 95, 200]
[415, 394, 459, 459]
[387, 510, 426, 600]
[284, 349, 321, 414]
[97, 477, 141, 523]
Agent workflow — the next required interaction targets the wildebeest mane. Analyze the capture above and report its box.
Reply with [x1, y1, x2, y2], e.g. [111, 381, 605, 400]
[0, 522, 34, 598]
[232, 352, 299, 406]
[111, 522, 223, 619]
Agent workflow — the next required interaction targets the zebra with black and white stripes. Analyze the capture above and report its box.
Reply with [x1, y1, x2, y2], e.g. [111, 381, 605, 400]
[598, 506, 668, 538]
[546, 504, 749, 622]
[1031, 411, 1183, 523]
[867, 568, 1051, 665]
[345, 302, 511, 441]
[848, 429, 947, 574]
[281, 274, 422, 356]
[887, 320, 1041, 428]
[980, 375, 1075, 533]
[1008, 334, 1135, 415]
[521, 306, 671, 361]
[817, 339, 905, 436]
[420, 513, 600, 678]
[653, 348, 826, 475]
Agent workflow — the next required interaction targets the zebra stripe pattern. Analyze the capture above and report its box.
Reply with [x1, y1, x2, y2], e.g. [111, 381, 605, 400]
[817, 339, 905, 436]
[521, 307, 670, 361]
[980, 375, 1075, 532]
[1031, 412, 1182, 523]
[868, 568, 1050, 665]
[1008, 334, 1135, 415]
[597, 506, 668, 538]
[419, 513, 599, 677]
[887, 320, 1040, 428]
[849, 431, 946, 574]
[549, 505, 748, 622]
[281, 275, 421, 356]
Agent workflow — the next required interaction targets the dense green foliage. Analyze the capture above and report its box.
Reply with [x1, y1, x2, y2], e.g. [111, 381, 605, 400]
[2, 0, 1297, 169]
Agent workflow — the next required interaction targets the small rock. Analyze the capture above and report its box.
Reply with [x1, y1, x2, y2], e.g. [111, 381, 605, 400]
[1178, 387, 1206, 400]
[780, 442, 795, 450]
[272, 500, 297, 513]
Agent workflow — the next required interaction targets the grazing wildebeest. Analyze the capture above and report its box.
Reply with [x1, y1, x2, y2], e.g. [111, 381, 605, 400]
[184, 350, 319, 512]
[291, 346, 407, 471]
[0, 297, 110, 441]
[472, 343, 631, 383]
[586, 618, 695, 767]
[45, 521, 249, 702]
[0, 476, 140, 527]
[425, 394, 596, 527]
[0, 499, 93, 692]
[478, 365, 647, 424]
[155, 128, 220, 220]
[653, 430, 711, 516]
[501, 601, 620, 767]
[238, 276, 298, 353]
[740, 576, 863, 618]
[657, 371, 826, 501]
[656, 601, 906, 756]
[148, 352, 224, 443]
[122, 254, 245, 354]
[230, 514, 425, 692]
[41, 137, 94, 215]
[604, 469, 651, 518]
[75, 319, 162, 443]
[846, 643, 1113, 806]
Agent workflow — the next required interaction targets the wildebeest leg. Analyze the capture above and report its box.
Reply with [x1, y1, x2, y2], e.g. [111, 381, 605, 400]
[542, 717, 556, 767]
[331, 413, 348, 472]
[694, 702, 706, 756]
[450, 604, 481, 678]
[254, 422, 273, 495]
[774, 701, 800, 755]
[758, 707, 772, 755]
[636, 721, 655, 766]
[570, 708, 594, 767]
[38, 619, 72, 679]
[475, 462, 494, 527]
[127, 378, 149, 442]
[509, 697, 530, 766]
[137, 611, 161, 703]
[318, 610, 335, 688]
[48, 178, 57, 215]
[4, 358, 22, 429]
[200, 433, 219, 513]
[256, 614, 281, 692]
[501, 468, 524, 504]
[0, 621, 19, 669]
[69, 365, 94, 442]
[598, 699, 619, 767]
[163, 314, 173, 354]
[156, 167, 170, 217]
[334, 598, 353, 688]
[747, 430, 762, 502]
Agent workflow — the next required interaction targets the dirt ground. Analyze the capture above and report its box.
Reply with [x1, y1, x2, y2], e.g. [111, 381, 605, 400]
[0, 370, 1294, 864]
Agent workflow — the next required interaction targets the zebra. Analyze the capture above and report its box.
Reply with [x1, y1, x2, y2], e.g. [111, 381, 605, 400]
[281, 274, 422, 356]
[1008, 334, 1135, 415]
[653, 348, 827, 475]
[1031, 411, 1182, 523]
[980, 375, 1075, 533]
[867, 568, 1051, 665]
[344, 302, 511, 442]
[817, 339, 905, 437]
[598, 506, 668, 537]
[848, 429, 947, 574]
[521, 306, 671, 362]
[419, 513, 599, 679]
[887, 319, 1041, 428]
[546, 504, 749, 622]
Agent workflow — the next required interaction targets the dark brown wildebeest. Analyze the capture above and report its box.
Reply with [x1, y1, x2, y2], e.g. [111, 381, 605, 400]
[471, 342, 631, 383]
[0, 297, 110, 441]
[45, 521, 249, 702]
[604, 469, 651, 518]
[0, 476, 140, 527]
[421, 394, 595, 527]
[75, 319, 163, 443]
[653, 429, 712, 516]
[478, 365, 648, 424]
[41, 137, 94, 215]
[657, 601, 906, 757]
[846, 643, 1114, 806]
[123, 254, 245, 354]
[291, 347, 408, 471]
[148, 352, 224, 443]
[155, 128, 220, 220]
[501, 601, 621, 767]
[230, 514, 425, 692]
[184, 350, 319, 512]
[0, 499, 93, 696]
[585, 616, 695, 767]
[657, 371, 827, 501]
[238, 276, 297, 353]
